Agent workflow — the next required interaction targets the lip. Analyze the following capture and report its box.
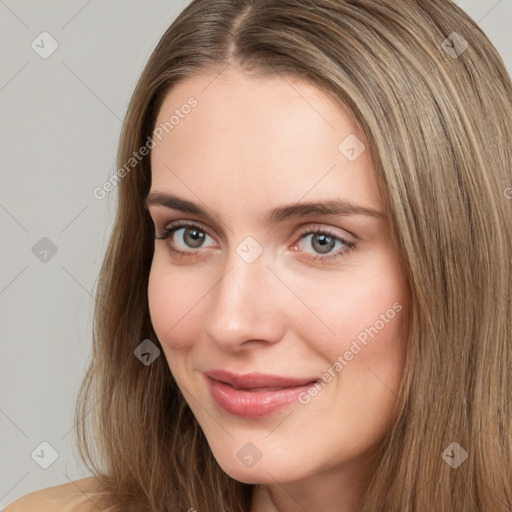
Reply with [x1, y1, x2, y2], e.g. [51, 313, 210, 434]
[204, 369, 319, 418]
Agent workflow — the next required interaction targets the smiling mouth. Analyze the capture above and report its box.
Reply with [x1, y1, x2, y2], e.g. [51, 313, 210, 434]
[204, 369, 319, 389]
[225, 381, 321, 392]
[205, 375, 320, 418]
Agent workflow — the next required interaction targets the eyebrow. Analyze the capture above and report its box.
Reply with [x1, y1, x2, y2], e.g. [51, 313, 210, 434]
[144, 192, 385, 223]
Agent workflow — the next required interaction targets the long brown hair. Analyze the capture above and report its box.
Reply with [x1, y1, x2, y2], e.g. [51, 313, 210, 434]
[76, 1, 512, 510]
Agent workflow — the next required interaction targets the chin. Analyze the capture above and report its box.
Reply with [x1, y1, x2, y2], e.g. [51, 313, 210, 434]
[211, 448, 305, 485]
[223, 464, 295, 485]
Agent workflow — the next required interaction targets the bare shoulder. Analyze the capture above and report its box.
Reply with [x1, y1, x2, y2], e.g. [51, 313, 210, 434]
[4, 476, 117, 512]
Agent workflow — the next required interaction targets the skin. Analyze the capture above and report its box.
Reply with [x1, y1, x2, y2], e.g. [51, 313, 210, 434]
[147, 67, 410, 512]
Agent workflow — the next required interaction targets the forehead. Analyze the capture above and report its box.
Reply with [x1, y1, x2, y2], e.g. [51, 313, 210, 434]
[152, 68, 359, 146]
[149, 68, 383, 221]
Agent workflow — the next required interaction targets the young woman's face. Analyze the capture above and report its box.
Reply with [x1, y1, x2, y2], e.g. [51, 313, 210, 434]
[147, 68, 409, 491]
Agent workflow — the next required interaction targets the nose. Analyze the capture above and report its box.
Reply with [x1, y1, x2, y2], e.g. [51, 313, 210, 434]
[204, 246, 287, 352]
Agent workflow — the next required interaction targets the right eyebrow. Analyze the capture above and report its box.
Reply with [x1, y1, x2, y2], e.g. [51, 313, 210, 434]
[145, 192, 207, 215]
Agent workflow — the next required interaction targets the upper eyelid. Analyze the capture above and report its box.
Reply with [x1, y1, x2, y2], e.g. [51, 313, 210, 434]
[150, 208, 358, 239]
[161, 220, 354, 246]
[163, 220, 215, 239]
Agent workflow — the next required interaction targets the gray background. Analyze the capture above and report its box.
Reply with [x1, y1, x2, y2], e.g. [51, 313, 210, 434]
[1, 0, 511, 508]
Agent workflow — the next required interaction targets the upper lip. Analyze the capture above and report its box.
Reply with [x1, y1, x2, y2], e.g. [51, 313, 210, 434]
[204, 369, 319, 389]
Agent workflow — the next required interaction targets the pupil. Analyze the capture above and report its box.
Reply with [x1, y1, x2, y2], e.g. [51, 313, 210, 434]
[313, 234, 335, 254]
[186, 228, 204, 248]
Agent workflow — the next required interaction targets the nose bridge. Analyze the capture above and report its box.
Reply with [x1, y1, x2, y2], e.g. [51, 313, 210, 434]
[204, 245, 286, 348]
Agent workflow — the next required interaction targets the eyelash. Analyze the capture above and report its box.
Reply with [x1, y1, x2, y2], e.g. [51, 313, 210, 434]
[155, 220, 356, 263]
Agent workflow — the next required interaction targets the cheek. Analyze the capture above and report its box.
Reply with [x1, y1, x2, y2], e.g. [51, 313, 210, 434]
[291, 259, 408, 361]
[296, 266, 408, 448]
[147, 255, 206, 352]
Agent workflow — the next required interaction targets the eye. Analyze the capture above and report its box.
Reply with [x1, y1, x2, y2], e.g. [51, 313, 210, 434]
[155, 221, 215, 257]
[155, 221, 356, 263]
[292, 226, 356, 263]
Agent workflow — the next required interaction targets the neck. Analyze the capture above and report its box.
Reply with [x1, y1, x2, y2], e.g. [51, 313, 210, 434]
[249, 450, 378, 512]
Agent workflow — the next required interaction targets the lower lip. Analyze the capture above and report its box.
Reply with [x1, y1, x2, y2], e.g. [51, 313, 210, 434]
[206, 376, 314, 418]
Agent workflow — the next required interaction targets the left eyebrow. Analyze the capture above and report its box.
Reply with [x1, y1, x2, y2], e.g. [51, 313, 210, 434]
[144, 192, 385, 223]
[266, 198, 385, 223]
